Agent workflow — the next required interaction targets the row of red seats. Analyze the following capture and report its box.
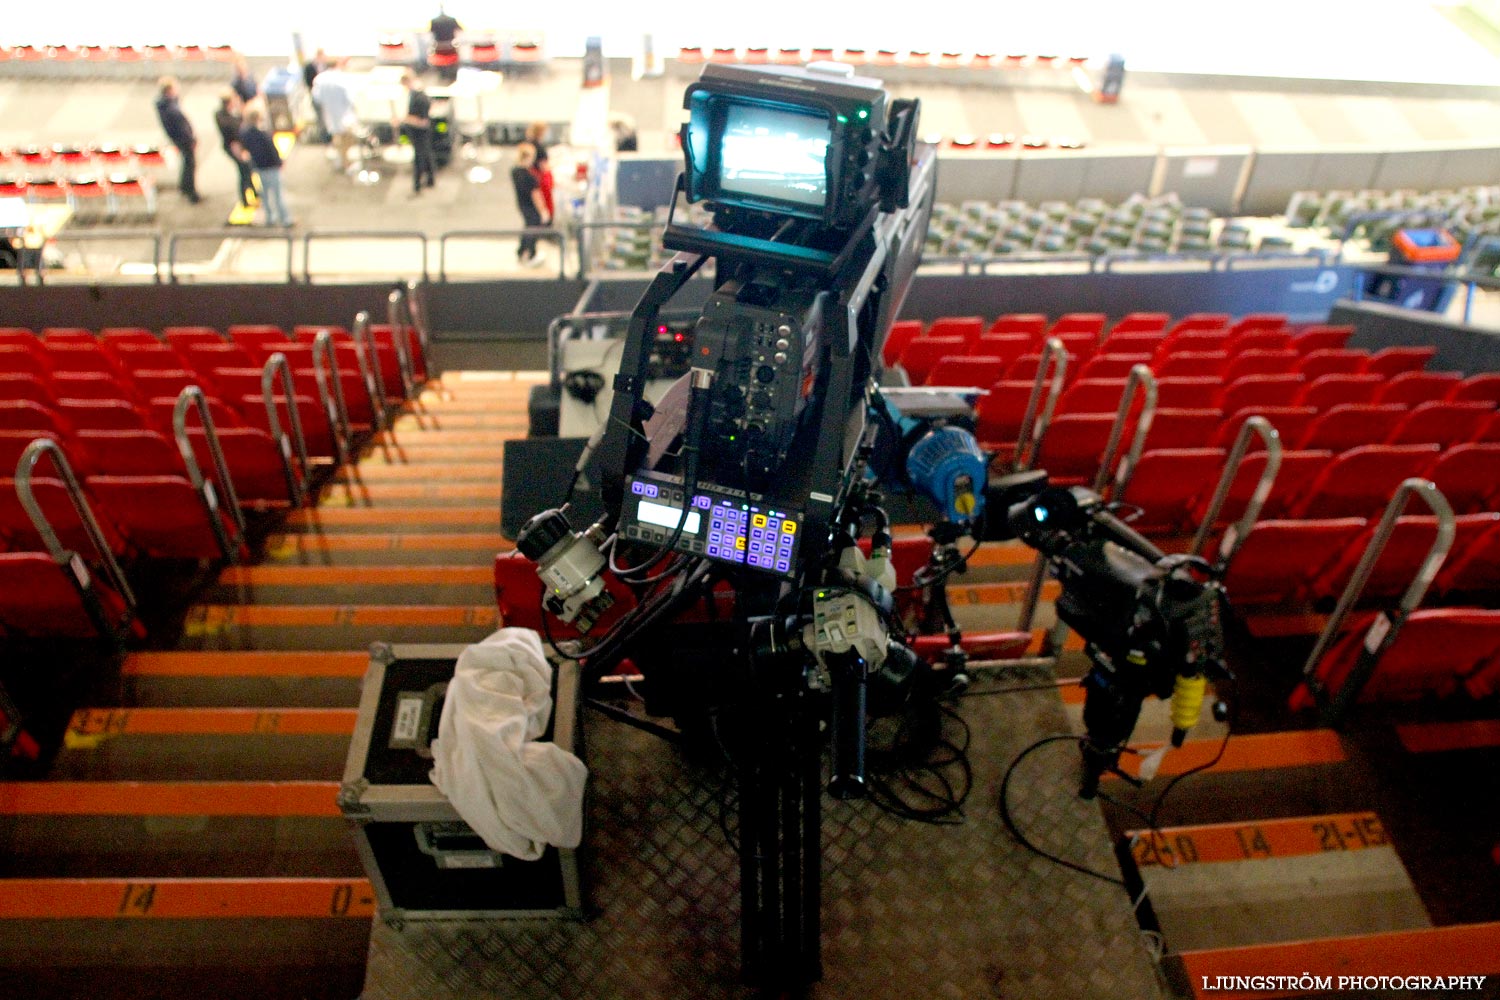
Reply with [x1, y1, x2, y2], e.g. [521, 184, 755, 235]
[1116, 441, 1499, 537]
[0, 43, 234, 63]
[883, 311, 1300, 373]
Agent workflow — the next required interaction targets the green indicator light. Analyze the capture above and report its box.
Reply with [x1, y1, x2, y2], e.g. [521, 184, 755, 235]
[857, 108, 868, 119]
[836, 114, 848, 123]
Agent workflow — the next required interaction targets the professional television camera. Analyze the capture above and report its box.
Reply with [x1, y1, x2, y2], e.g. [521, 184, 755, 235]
[989, 471, 1231, 798]
[515, 61, 933, 988]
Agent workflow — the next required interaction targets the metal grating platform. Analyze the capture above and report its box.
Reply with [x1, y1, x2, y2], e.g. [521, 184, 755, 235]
[363, 675, 1164, 1000]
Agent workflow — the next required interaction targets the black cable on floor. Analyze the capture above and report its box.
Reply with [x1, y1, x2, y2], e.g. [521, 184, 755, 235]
[999, 734, 1126, 886]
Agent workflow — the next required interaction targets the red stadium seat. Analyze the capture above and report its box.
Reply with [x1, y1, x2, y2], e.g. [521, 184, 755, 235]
[0, 475, 126, 556]
[133, 370, 208, 401]
[1217, 374, 1306, 413]
[0, 346, 48, 379]
[973, 334, 1033, 364]
[41, 327, 96, 342]
[1289, 443, 1441, 519]
[0, 400, 71, 435]
[332, 343, 403, 405]
[228, 324, 291, 354]
[1053, 333, 1098, 364]
[1223, 518, 1367, 605]
[1166, 314, 1229, 337]
[1296, 349, 1368, 380]
[927, 356, 1008, 388]
[1158, 329, 1230, 356]
[1057, 378, 1127, 415]
[1225, 329, 1292, 355]
[163, 327, 224, 350]
[1296, 373, 1383, 410]
[185, 427, 294, 507]
[112, 344, 186, 372]
[57, 399, 148, 432]
[1101, 332, 1165, 355]
[238, 394, 338, 459]
[1111, 313, 1169, 337]
[1154, 377, 1219, 409]
[1372, 371, 1463, 407]
[1006, 352, 1075, 383]
[1307, 513, 1499, 605]
[99, 327, 159, 345]
[881, 320, 922, 367]
[147, 396, 242, 435]
[51, 372, 136, 403]
[987, 314, 1047, 341]
[1363, 346, 1436, 376]
[897, 336, 965, 384]
[0, 432, 88, 478]
[1480, 412, 1500, 443]
[1433, 515, 1500, 599]
[1193, 447, 1332, 526]
[1049, 313, 1106, 339]
[0, 327, 39, 342]
[211, 368, 268, 404]
[0, 552, 131, 639]
[1447, 373, 1500, 405]
[1144, 408, 1223, 449]
[929, 317, 985, 349]
[1296, 403, 1405, 451]
[1289, 609, 1500, 710]
[1216, 406, 1317, 452]
[296, 368, 374, 431]
[43, 342, 119, 376]
[1153, 351, 1226, 379]
[974, 381, 1041, 455]
[293, 324, 352, 344]
[183, 343, 258, 377]
[84, 475, 240, 560]
[1076, 353, 1150, 382]
[1386, 401, 1495, 447]
[1422, 443, 1500, 514]
[1034, 413, 1115, 485]
[75, 430, 183, 476]
[1229, 313, 1288, 334]
[1117, 448, 1227, 535]
[1221, 349, 1299, 384]
[1291, 325, 1353, 354]
[0, 374, 56, 407]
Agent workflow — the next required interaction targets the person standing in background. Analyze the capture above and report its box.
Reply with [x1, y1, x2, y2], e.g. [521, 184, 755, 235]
[313, 59, 360, 172]
[430, 7, 462, 55]
[155, 77, 200, 203]
[214, 91, 255, 209]
[302, 48, 329, 92]
[230, 53, 259, 106]
[239, 107, 291, 227]
[399, 72, 435, 194]
[524, 121, 555, 221]
[511, 142, 550, 267]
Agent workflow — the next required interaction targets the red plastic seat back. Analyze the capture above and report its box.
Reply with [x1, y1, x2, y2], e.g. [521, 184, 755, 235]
[0, 400, 71, 434]
[184, 343, 258, 377]
[1223, 518, 1367, 605]
[1158, 329, 1229, 356]
[1154, 376, 1218, 409]
[146, 395, 243, 435]
[1222, 349, 1299, 384]
[0, 552, 133, 639]
[1363, 346, 1436, 376]
[0, 475, 126, 556]
[1216, 407, 1317, 453]
[1373, 371, 1463, 407]
[0, 374, 56, 407]
[1166, 314, 1229, 338]
[1226, 329, 1292, 354]
[228, 325, 290, 352]
[1447, 373, 1500, 405]
[76, 430, 183, 477]
[1101, 332, 1164, 355]
[1218, 374, 1305, 413]
[100, 327, 159, 345]
[1308, 513, 1497, 605]
[1296, 349, 1368, 380]
[1118, 448, 1227, 534]
[1153, 351, 1227, 380]
[84, 475, 234, 560]
[1144, 408, 1222, 450]
[1296, 403, 1405, 451]
[1386, 401, 1495, 447]
[186, 427, 292, 506]
[1197, 447, 1332, 525]
[926, 356, 1007, 388]
[1296, 373, 1383, 410]
[163, 327, 224, 350]
[113, 344, 186, 372]
[0, 346, 49, 378]
[1057, 378, 1127, 416]
[1423, 443, 1500, 514]
[974, 381, 1040, 450]
[52, 372, 136, 403]
[929, 316, 984, 347]
[881, 320, 922, 367]
[986, 314, 1046, 340]
[897, 336, 965, 385]
[1034, 413, 1115, 485]
[58, 399, 148, 432]
[1076, 353, 1150, 382]
[1291, 325, 1352, 355]
[973, 334, 1032, 364]
[238, 394, 338, 458]
[1433, 515, 1500, 598]
[43, 342, 118, 376]
[1290, 443, 1441, 519]
[1049, 313, 1105, 339]
[1110, 313, 1169, 337]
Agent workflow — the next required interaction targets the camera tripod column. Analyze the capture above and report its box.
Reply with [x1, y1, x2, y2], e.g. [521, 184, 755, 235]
[739, 618, 823, 989]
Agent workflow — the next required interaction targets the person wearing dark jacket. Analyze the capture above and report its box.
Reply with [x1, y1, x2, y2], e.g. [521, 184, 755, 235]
[511, 142, 550, 267]
[230, 54, 258, 105]
[399, 72, 435, 194]
[155, 77, 200, 203]
[239, 107, 291, 226]
[214, 91, 255, 209]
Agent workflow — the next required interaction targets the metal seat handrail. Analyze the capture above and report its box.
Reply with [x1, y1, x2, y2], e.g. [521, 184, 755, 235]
[1300, 478, 1457, 726]
[261, 351, 312, 504]
[1191, 414, 1282, 567]
[385, 287, 418, 399]
[1012, 336, 1069, 473]
[14, 436, 137, 628]
[311, 330, 354, 460]
[401, 279, 433, 380]
[1096, 363, 1158, 496]
[352, 309, 390, 433]
[171, 385, 245, 561]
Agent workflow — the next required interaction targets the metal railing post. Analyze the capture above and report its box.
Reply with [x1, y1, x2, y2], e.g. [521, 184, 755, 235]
[311, 330, 355, 452]
[1095, 364, 1158, 496]
[1013, 337, 1069, 473]
[262, 352, 313, 505]
[172, 386, 246, 561]
[1192, 415, 1283, 565]
[385, 287, 418, 399]
[352, 309, 390, 433]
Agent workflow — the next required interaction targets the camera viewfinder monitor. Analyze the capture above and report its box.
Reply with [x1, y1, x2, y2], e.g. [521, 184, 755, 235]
[717, 103, 831, 212]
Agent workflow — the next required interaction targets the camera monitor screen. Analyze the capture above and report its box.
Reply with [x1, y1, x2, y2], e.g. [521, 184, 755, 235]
[718, 103, 830, 209]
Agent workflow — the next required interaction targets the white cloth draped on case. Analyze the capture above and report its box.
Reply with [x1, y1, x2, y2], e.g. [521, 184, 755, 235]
[429, 628, 588, 860]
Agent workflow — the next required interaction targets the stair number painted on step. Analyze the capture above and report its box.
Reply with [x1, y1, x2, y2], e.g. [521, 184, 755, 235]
[119, 883, 157, 915]
[392, 695, 423, 743]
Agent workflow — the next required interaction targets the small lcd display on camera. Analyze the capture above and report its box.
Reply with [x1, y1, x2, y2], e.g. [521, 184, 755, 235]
[718, 104, 830, 208]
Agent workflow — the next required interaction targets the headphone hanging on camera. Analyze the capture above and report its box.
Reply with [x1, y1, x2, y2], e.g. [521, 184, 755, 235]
[563, 370, 606, 405]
